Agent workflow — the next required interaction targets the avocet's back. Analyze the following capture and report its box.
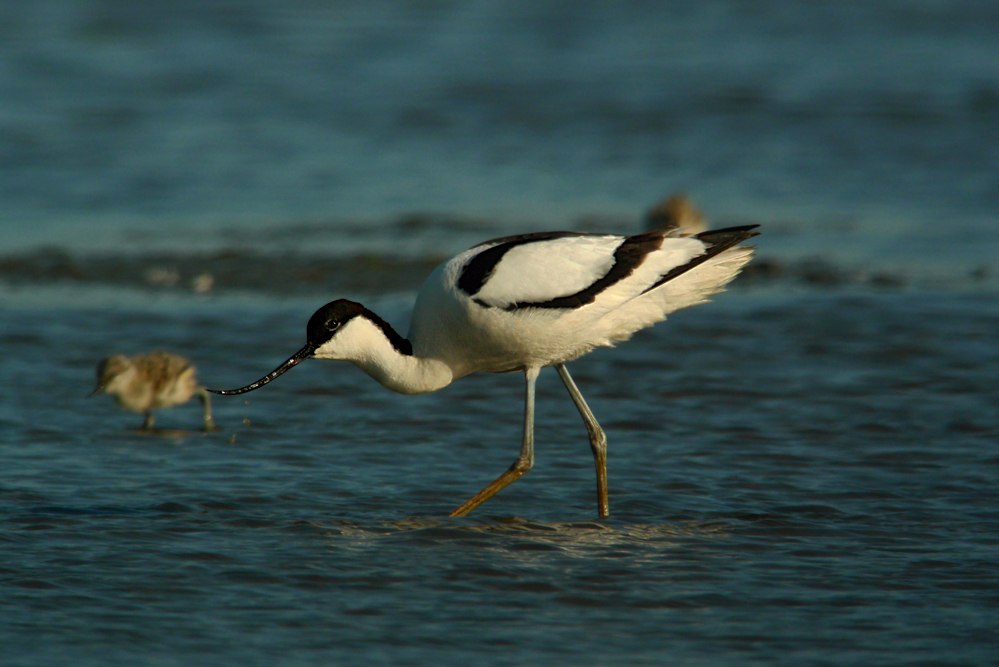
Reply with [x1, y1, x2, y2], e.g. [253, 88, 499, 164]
[408, 227, 757, 379]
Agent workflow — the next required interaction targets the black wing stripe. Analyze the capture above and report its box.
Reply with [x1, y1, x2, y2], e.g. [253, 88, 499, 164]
[461, 230, 665, 311]
[457, 231, 586, 297]
[505, 232, 663, 310]
[640, 225, 760, 295]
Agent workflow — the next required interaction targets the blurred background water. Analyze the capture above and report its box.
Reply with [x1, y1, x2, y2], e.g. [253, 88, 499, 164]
[1, 2, 997, 665]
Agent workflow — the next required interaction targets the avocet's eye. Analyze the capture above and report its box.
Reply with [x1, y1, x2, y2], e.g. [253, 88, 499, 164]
[307, 299, 365, 346]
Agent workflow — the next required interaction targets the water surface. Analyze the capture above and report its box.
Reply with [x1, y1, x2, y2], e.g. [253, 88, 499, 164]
[1, 2, 997, 665]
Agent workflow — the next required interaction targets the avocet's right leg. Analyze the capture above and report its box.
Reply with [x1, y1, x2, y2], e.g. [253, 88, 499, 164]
[556, 364, 609, 518]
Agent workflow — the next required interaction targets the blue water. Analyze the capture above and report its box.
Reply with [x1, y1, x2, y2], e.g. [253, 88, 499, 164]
[2, 2, 998, 665]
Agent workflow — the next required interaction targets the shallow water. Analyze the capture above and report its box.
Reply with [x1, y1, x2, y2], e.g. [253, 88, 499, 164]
[3, 289, 998, 666]
[2, 1, 998, 665]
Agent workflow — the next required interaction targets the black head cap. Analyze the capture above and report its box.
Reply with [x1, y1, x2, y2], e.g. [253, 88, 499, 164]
[306, 299, 367, 348]
[306, 299, 412, 356]
[207, 299, 370, 396]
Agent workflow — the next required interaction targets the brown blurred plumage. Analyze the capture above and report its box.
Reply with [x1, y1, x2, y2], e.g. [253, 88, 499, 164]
[91, 351, 218, 431]
[644, 194, 708, 235]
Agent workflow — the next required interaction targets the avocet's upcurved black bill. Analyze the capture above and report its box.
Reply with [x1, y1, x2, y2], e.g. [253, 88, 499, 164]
[208, 344, 315, 395]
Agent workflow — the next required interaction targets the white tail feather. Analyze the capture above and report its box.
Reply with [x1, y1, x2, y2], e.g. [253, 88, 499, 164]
[598, 245, 755, 345]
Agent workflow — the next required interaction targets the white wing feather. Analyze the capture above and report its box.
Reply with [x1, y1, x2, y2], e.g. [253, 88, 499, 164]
[472, 235, 621, 308]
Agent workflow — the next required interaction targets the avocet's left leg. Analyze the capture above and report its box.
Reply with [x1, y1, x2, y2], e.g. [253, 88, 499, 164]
[556, 364, 609, 518]
[450, 366, 540, 517]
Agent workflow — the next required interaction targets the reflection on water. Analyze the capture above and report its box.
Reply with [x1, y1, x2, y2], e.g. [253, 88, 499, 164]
[331, 514, 730, 555]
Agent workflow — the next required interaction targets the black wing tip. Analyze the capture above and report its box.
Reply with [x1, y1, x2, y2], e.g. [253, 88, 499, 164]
[694, 224, 760, 246]
[697, 223, 760, 234]
[639, 224, 760, 295]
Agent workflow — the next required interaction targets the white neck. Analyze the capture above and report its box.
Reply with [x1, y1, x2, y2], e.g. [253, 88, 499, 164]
[313, 316, 453, 395]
